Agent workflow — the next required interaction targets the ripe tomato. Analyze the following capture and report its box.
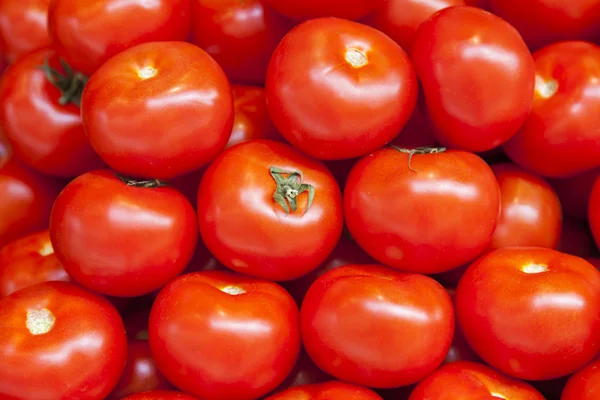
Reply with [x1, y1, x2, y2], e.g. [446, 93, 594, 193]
[550, 168, 599, 220]
[345, 147, 500, 274]
[503, 42, 600, 178]
[456, 248, 600, 380]
[0, 156, 60, 248]
[489, 0, 600, 50]
[301, 265, 454, 388]
[558, 217, 594, 258]
[562, 360, 600, 400]
[266, 381, 383, 400]
[589, 176, 600, 248]
[0, 48, 104, 177]
[0, 281, 127, 399]
[0, 230, 69, 297]
[266, 18, 417, 160]
[411, 6, 535, 152]
[264, 0, 386, 21]
[149, 271, 301, 400]
[191, 0, 293, 85]
[49, 170, 198, 297]
[408, 361, 545, 399]
[197, 140, 343, 281]
[0, 0, 51, 63]
[48, 0, 191, 76]
[124, 391, 199, 400]
[81, 41, 233, 180]
[489, 163, 562, 250]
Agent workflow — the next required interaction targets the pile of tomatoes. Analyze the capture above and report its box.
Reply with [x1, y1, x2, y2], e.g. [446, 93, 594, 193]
[1, 0, 600, 399]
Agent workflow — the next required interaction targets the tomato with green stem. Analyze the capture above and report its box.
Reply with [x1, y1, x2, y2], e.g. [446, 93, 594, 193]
[0, 0, 51, 63]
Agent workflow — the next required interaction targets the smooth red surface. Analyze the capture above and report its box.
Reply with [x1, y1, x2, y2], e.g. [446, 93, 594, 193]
[266, 381, 383, 399]
[0, 0, 51, 63]
[149, 271, 301, 400]
[562, 360, 600, 400]
[590, 177, 600, 248]
[124, 391, 199, 400]
[550, 168, 599, 220]
[264, 0, 386, 21]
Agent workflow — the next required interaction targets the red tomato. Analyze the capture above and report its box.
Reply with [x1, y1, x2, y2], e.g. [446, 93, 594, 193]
[589, 176, 600, 248]
[266, 18, 417, 160]
[0, 281, 127, 399]
[345, 147, 500, 274]
[0, 48, 104, 177]
[197, 140, 343, 281]
[264, 0, 386, 21]
[0, 156, 60, 248]
[0, 230, 69, 297]
[364, 0, 465, 53]
[490, 0, 600, 50]
[561, 360, 600, 400]
[124, 391, 199, 400]
[408, 361, 545, 399]
[49, 170, 198, 297]
[190, 0, 293, 85]
[149, 271, 301, 400]
[557, 217, 594, 258]
[391, 108, 437, 149]
[266, 381, 383, 400]
[550, 168, 599, 220]
[489, 163, 562, 250]
[81, 42, 233, 180]
[271, 349, 331, 394]
[301, 265, 454, 388]
[503, 42, 600, 178]
[456, 248, 600, 380]
[411, 6, 535, 152]
[48, 0, 191, 76]
[0, 0, 51, 63]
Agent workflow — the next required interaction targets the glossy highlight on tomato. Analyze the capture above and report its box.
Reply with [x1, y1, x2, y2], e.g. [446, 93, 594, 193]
[0, 0, 51, 63]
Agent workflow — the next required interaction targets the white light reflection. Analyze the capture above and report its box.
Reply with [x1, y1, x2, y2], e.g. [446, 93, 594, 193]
[37, 333, 105, 364]
[146, 89, 220, 109]
[461, 45, 522, 72]
[209, 318, 272, 335]
[533, 293, 585, 310]
[364, 300, 430, 323]
[108, 201, 173, 228]
[409, 179, 478, 200]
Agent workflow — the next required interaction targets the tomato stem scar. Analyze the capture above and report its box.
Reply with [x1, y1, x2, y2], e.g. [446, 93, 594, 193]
[26, 308, 56, 335]
[116, 174, 168, 188]
[391, 146, 447, 172]
[221, 286, 246, 295]
[269, 166, 315, 215]
[345, 48, 368, 68]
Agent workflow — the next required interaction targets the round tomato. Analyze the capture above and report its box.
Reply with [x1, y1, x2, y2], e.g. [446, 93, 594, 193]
[0, 48, 104, 177]
[197, 140, 343, 281]
[503, 42, 600, 177]
[266, 381, 383, 400]
[190, 0, 293, 85]
[550, 167, 599, 220]
[266, 18, 417, 160]
[301, 265, 454, 388]
[0, 0, 51, 63]
[48, 0, 191, 76]
[408, 361, 545, 400]
[589, 176, 600, 248]
[0, 230, 69, 297]
[124, 391, 199, 400]
[489, 163, 562, 250]
[264, 0, 386, 21]
[81, 41, 233, 180]
[456, 248, 600, 380]
[49, 170, 198, 297]
[561, 360, 600, 400]
[411, 6, 535, 152]
[149, 271, 301, 400]
[0, 281, 127, 399]
[345, 147, 500, 274]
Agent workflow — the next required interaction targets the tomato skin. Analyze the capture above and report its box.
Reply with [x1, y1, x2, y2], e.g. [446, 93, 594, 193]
[456, 248, 600, 380]
[197, 140, 343, 281]
[49, 170, 198, 297]
[589, 176, 600, 248]
[191, 1, 293, 85]
[550, 168, 599, 220]
[149, 271, 301, 400]
[81, 41, 233, 180]
[266, 18, 417, 160]
[301, 265, 454, 388]
[561, 360, 600, 400]
[0, 281, 127, 399]
[48, 0, 191, 76]
[264, 0, 386, 21]
[411, 6, 535, 152]
[0, 49, 104, 177]
[504, 42, 600, 178]
[0, 0, 51, 63]
[489, 163, 562, 250]
[266, 381, 383, 400]
[408, 361, 545, 400]
[0, 230, 69, 297]
[124, 391, 199, 400]
[345, 148, 500, 274]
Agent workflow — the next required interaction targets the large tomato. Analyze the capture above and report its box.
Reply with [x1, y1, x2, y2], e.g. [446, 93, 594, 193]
[0, 281, 127, 399]
[0, 0, 51, 63]
[48, 0, 191, 75]
[0, 48, 103, 177]
[124, 392, 199, 400]
[345, 147, 500, 274]
[489, 163, 562, 250]
[589, 176, 600, 248]
[0, 230, 69, 297]
[190, 0, 293, 85]
[266, 381, 383, 400]
[266, 18, 417, 160]
[81, 41, 233, 180]
[408, 361, 545, 399]
[49, 170, 198, 297]
[411, 6, 535, 152]
[456, 248, 600, 380]
[197, 140, 343, 281]
[301, 265, 454, 388]
[149, 271, 301, 400]
[561, 360, 600, 400]
[264, 0, 386, 21]
[503, 42, 600, 177]
[550, 167, 599, 220]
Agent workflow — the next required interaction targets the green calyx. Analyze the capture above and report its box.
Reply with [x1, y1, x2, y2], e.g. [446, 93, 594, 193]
[269, 166, 315, 215]
[391, 146, 447, 172]
[116, 174, 168, 188]
[39, 58, 88, 108]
